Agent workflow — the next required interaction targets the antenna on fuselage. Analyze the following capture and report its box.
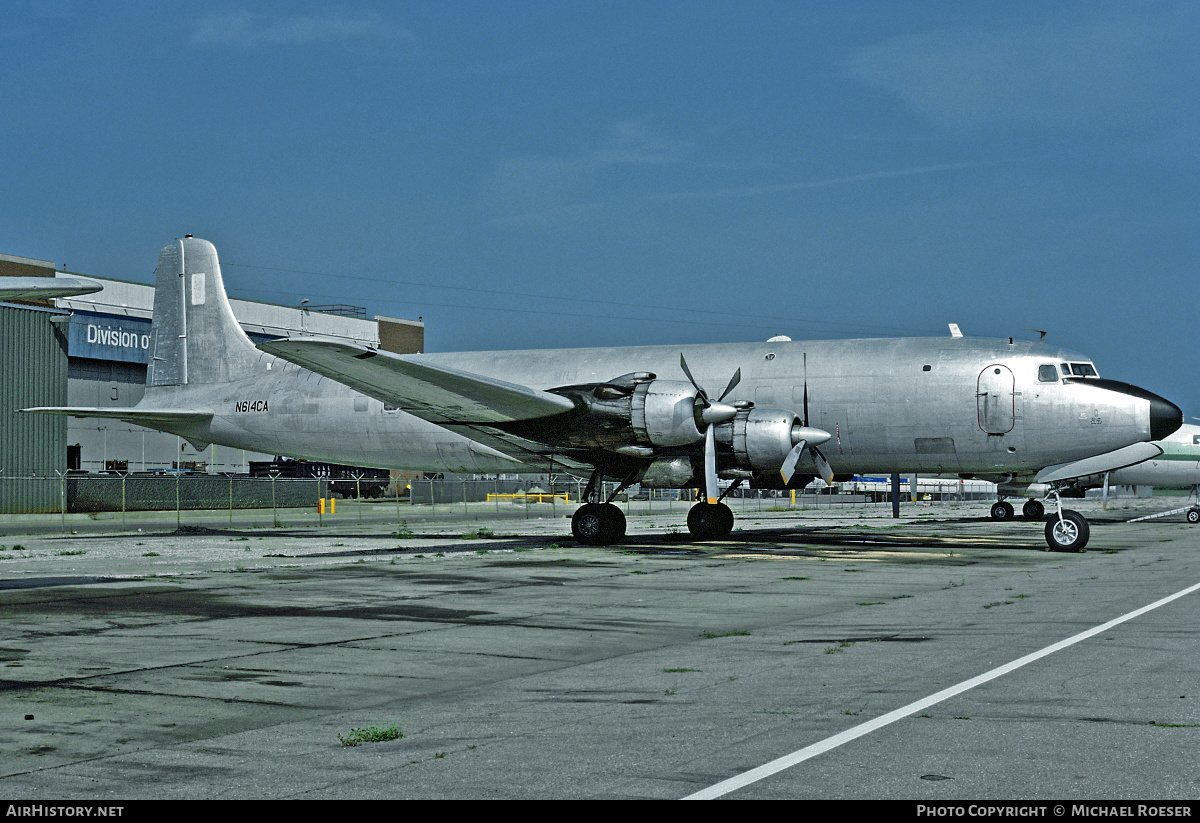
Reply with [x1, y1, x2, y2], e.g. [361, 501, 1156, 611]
[948, 323, 963, 338]
[1024, 328, 1048, 343]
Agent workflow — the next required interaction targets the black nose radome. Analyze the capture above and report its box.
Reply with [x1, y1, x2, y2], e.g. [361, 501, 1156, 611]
[1081, 378, 1183, 441]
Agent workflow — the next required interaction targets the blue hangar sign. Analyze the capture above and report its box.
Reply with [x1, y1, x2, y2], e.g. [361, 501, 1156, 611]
[68, 311, 153, 364]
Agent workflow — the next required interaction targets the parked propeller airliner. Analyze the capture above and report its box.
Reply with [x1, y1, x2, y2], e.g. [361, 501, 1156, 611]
[26, 237, 1183, 552]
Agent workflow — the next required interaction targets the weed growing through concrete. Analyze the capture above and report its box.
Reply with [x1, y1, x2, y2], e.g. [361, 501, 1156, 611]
[339, 722, 403, 747]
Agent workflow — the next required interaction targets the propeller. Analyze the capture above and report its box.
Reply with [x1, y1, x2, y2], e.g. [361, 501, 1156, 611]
[680, 354, 741, 504]
[781, 354, 835, 486]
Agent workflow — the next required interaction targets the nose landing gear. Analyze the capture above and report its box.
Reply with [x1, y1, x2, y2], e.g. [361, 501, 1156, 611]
[1043, 489, 1089, 552]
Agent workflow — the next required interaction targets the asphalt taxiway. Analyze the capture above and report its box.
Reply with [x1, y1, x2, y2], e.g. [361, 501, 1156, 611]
[2, 499, 1198, 799]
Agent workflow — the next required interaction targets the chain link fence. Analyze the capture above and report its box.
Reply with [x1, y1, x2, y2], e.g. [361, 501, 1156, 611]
[0, 473, 1000, 532]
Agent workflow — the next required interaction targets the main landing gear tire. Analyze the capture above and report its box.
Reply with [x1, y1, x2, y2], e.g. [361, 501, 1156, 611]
[1044, 509, 1089, 552]
[1187, 508, 1200, 525]
[571, 502, 626, 545]
[990, 501, 1015, 521]
[687, 502, 735, 541]
[1022, 499, 1045, 520]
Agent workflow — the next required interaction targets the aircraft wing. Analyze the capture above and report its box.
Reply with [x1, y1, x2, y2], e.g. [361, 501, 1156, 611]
[22, 407, 215, 425]
[1035, 441, 1163, 484]
[257, 338, 575, 424]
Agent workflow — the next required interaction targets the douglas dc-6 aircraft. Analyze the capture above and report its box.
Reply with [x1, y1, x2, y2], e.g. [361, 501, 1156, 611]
[26, 236, 1183, 552]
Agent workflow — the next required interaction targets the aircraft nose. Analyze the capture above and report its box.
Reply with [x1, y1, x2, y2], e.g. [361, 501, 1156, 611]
[1087, 378, 1183, 440]
[1149, 392, 1184, 440]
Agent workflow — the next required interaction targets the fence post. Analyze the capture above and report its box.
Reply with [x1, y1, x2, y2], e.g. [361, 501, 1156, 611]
[229, 474, 233, 529]
[270, 471, 279, 528]
[119, 472, 127, 532]
[57, 470, 66, 534]
[175, 472, 181, 530]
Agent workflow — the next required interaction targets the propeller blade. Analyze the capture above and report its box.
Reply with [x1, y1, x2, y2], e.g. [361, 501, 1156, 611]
[704, 424, 718, 504]
[717, 368, 741, 402]
[802, 353, 809, 426]
[780, 439, 807, 484]
[812, 447, 834, 485]
[679, 354, 706, 401]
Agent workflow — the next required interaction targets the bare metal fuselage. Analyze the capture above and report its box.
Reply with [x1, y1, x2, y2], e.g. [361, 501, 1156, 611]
[159, 335, 1157, 481]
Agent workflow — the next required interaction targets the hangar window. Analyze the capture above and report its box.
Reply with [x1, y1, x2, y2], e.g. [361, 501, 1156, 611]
[1038, 365, 1058, 382]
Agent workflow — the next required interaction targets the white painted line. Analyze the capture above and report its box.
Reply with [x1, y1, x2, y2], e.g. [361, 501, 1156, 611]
[683, 579, 1200, 800]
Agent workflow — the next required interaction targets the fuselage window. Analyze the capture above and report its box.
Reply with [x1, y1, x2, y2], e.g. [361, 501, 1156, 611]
[1070, 363, 1098, 377]
[1038, 364, 1059, 382]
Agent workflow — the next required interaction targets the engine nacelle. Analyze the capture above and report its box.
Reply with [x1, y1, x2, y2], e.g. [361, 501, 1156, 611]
[719, 407, 803, 474]
[630, 380, 704, 447]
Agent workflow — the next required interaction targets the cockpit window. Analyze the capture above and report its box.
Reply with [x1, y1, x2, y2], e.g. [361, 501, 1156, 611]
[1038, 364, 1059, 383]
[1070, 363, 1098, 377]
[1060, 363, 1071, 375]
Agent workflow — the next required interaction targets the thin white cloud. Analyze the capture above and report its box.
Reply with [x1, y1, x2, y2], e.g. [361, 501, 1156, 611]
[485, 120, 688, 225]
[841, 7, 1197, 138]
[653, 162, 983, 201]
[190, 7, 416, 51]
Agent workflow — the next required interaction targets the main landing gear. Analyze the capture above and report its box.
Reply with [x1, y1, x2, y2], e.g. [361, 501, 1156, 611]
[570, 470, 632, 546]
[568, 469, 741, 545]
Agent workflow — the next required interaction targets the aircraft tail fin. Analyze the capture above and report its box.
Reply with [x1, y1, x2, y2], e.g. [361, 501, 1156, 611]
[147, 236, 262, 387]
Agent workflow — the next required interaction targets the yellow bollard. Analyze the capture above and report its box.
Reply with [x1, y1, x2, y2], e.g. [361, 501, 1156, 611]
[329, 497, 335, 515]
[318, 498, 325, 515]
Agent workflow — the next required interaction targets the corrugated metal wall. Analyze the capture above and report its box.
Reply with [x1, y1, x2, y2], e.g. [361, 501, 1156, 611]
[0, 304, 68, 513]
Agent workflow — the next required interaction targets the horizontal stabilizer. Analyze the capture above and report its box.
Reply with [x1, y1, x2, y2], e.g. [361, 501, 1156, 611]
[22, 407, 214, 425]
[0, 276, 103, 301]
[1035, 442, 1163, 484]
[258, 337, 575, 424]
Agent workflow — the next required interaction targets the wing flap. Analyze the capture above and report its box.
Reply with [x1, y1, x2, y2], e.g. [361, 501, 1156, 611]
[258, 338, 575, 424]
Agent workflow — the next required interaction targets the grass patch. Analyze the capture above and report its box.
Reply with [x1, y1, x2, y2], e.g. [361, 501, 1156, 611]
[463, 527, 495, 539]
[781, 576, 809, 581]
[142, 552, 159, 557]
[701, 630, 750, 639]
[339, 722, 403, 747]
[663, 667, 700, 673]
[57, 550, 86, 556]
[857, 601, 885, 606]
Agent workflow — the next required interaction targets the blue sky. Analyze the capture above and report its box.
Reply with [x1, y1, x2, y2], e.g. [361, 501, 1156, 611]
[3, 1, 1198, 412]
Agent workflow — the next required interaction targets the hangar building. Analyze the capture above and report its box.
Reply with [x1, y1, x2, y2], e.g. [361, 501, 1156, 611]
[1, 250, 423, 510]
